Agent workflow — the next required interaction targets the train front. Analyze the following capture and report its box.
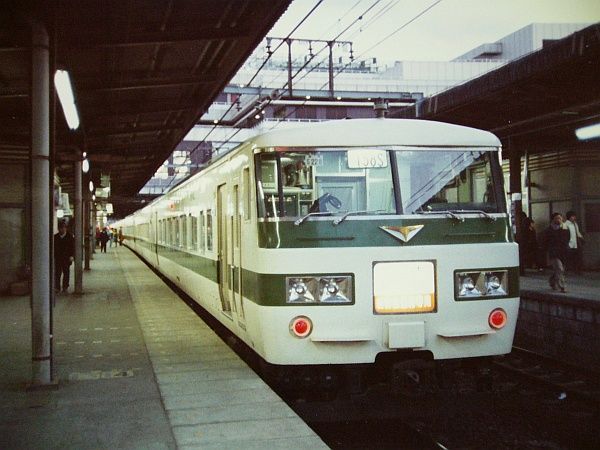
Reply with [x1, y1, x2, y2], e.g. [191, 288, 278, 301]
[247, 132, 519, 369]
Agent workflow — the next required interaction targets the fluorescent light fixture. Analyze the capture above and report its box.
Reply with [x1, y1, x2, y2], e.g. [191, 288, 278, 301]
[82, 158, 90, 173]
[92, 194, 96, 201]
[54, 70, 80, 130]
[89, 181, 94, 192]
[575, 123, 600, 141]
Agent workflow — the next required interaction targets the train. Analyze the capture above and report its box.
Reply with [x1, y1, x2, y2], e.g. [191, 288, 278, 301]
[115, 118, 519, 390]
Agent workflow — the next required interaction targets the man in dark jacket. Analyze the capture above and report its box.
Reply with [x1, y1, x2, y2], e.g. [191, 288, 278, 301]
[54, 221, 75, 292]
[542, 212, 569, 293]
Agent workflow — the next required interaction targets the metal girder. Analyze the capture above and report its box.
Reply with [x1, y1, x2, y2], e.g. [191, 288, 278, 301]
[80, 76, 217, 93]
[223, 84, 422, 101]
[62, 26, 251, 48]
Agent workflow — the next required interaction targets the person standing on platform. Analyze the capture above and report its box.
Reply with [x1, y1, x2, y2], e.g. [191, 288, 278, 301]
[99, 227, 109, 253]
[118, 227, 124, 246]
[54, 220, 74, 293]
[542, 212, 569, 293]
[564, 210, 584, 273]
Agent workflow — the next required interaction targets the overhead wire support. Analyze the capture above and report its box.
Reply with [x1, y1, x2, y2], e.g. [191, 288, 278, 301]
[267, 36, 353, 98]
[161, 0, 325, 192]
[269, 0, 445, 131]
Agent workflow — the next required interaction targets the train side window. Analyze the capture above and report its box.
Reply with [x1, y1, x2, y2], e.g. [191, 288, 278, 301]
[172, 218, 177, 246]
[199, 211, 205, 252]
[206, 209, 213, 251]
[234, 185, 240, 249]
[190, 214, 198, 250]
[180, 214, 186, 248]
[243, 167, 251, 221]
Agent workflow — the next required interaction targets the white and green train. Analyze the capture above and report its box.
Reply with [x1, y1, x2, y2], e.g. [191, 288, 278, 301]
[117, 118, 519, 386]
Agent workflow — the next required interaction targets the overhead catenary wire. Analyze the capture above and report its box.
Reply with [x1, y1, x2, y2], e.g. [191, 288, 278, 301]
[345, 0, 402, 42]
[209, 0, 386, 156]
[170, 0, 378, 188]
[161, 0, 326, 191]
[167, 0, 444, 189]
[268, 0, 444, 131]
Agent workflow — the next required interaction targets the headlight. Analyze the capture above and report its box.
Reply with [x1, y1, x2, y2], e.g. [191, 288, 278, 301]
[287, 277, 317, 303]
[455, 270, 508, 299]
[286, 275, 353, 304]
[485, 271, 508, 296]
[319, 277, 352, 303]
[373, 261, 436, 313]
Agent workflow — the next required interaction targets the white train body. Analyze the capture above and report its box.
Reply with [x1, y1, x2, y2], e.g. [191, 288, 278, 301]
[117, 119, 519, 367]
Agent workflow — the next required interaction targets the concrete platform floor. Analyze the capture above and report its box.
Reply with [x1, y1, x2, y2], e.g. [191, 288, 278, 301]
[520, 268, 600, 302]
[0, 247, 326, 449]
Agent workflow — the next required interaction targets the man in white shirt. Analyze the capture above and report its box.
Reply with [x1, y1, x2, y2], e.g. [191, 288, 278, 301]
[564, 210, 584, 273]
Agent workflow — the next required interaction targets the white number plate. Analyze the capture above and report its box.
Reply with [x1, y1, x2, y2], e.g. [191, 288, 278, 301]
[347, 149, 388, 169]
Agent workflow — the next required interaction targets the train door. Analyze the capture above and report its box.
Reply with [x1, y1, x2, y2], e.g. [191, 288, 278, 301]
[232, 184, 246, 328]
[217, 184, 233, 317]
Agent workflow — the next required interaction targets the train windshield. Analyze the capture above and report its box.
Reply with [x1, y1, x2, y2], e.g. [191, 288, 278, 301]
[395, 148, 500, 214]
[255, 147, 501, 218]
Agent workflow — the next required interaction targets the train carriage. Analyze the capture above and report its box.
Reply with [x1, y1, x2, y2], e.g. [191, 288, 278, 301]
[117, 118, 519, 381]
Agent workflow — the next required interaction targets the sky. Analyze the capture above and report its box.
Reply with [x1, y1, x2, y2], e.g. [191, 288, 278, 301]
[266, 0, 600, 63]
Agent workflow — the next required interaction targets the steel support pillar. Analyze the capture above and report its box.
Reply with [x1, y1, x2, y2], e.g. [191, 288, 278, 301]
[89, 199, 95, 260]
[509, 149, 524, 273]
[74, 159, 83, 293]
[30, 21, 54, 387]
[84, 193, 90, 270]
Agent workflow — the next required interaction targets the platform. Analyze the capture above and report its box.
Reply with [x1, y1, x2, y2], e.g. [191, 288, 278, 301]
[517, 268, 600, 371]
[0, 247, 326, 449]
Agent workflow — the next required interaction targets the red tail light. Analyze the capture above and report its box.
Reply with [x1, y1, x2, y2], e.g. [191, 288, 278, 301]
[290, 316, 312, 338]
[489, 308, 507, 329]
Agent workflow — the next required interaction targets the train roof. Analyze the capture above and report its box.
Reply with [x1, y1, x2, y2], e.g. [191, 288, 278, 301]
[251, 118, 501, 149]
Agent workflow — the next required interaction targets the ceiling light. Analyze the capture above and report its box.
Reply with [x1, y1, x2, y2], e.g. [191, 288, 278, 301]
[54, 70, 80, 130]
[575, 123, 600, 141]
[82, 158, 90, 173]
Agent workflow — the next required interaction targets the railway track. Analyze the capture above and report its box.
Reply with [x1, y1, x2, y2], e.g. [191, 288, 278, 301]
[493, 346, 600, 407]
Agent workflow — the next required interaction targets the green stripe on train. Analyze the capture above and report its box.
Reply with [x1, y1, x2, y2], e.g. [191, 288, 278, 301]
[258, 217, 511, 248]
[133, 239, 518, 307]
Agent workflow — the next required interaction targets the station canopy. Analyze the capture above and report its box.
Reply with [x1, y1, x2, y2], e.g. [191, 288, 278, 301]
[391, 23, 600, 156]
[0, 1, 291, 216]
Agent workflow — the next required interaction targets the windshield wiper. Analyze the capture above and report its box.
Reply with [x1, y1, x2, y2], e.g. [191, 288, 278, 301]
[332, 210, 386, 225]
[294, 211, 335, 226]
[449, 209, 497, 221]
[415, 209, 497, 222]
[415, 209, 465, 222]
